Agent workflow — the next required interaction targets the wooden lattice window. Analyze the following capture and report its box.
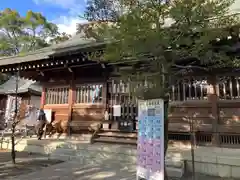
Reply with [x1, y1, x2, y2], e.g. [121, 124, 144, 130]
[170, 77, 208, 101]
[75, 84, 103, 104]
[218, 76, 240, 100]
[109, 78, 209, 102]
[45, 87, 69, 104]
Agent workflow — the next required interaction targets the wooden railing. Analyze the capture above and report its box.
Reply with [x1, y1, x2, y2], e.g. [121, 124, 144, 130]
[107, 76, 240, 147]
[170, 77, 208, 101]
[108, 76, 240, 103]
[75, 84, 103, 104]
[45, 86, 69, 104]
[218, 76, 240, 100]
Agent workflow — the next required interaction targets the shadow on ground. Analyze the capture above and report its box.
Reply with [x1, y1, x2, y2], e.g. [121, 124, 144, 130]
[0, 151, 62, 179]
[3, 139, 239, 180]
[8, 160, 136, 180]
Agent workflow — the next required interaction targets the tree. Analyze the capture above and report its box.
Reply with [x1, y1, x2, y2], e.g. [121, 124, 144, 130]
[77, 0, 124, 38]
[0, 8, 70, 165]
[49, 32, 72, 44]
[0, 8, 59, 56]
[84, 0, 121, 22]
[85, 0, 240, 179]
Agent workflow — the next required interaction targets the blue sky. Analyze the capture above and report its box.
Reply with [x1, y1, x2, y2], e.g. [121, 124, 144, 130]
[0, 0, 88, 34]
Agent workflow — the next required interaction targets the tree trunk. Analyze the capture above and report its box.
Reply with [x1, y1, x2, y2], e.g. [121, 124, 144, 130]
[164, 100, 169, 180]
[12, 68, 19, 165]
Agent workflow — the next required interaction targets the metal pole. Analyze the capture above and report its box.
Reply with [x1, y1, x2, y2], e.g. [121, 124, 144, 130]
[190, 117, 196, 180]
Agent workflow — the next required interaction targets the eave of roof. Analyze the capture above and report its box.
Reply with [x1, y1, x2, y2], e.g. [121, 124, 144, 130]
[0, 36, 107, 66]
[0, 47, 54, 66]
[0, 76, 42, 95]
[0, 28, 239, 69]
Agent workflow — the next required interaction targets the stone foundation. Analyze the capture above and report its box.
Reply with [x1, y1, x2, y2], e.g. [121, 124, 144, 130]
[182, 146, 240, 178]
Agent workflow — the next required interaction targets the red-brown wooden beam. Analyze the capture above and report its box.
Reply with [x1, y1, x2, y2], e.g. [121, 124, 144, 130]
[40, 86, 46, 109]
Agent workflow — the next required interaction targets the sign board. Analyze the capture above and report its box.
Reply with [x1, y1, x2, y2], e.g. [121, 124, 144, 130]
[43, 109, 52, 123]
[113, 105, 121, 117]
[137, 99, 164, 180]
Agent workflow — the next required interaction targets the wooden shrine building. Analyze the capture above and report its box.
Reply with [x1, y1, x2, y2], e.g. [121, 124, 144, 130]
[0, 34, 240, 147]
[0, 76, 41, 129]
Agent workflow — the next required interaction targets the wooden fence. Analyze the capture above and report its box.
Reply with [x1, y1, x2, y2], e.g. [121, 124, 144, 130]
[107, 76, 240, 147]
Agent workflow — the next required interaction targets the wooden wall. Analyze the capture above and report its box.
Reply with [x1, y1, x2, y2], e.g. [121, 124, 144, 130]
[42, 80, 106, 134]
[41, 75, 240, 147]
[107, 76, 240, 147]
[218, 101, 240, 133]
[168, 101, 212, 132]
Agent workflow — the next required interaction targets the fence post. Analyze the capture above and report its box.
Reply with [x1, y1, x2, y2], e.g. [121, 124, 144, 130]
[207, 76, 219, 146]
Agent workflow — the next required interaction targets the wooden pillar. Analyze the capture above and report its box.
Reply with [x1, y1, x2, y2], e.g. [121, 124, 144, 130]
[208, 76, 219, 146]
[40, 86, 46, 109]
[68, 76, 75, 136]
[102, 82, 107, 110]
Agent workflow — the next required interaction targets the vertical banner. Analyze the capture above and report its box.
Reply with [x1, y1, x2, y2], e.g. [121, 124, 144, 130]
[4, 95, 22, 123]
[43, 109, 52, 123]
[137, 99, 164, 180]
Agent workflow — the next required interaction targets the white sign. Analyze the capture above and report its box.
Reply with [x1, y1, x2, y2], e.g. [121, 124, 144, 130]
[113, 105, 121, 117]
[137, 99, 164, 180]
[43, 109, 52, 123]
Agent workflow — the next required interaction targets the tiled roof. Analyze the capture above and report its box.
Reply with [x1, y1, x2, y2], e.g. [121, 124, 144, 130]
[0, 76, 41, 95]
[0, 35, 106, 66]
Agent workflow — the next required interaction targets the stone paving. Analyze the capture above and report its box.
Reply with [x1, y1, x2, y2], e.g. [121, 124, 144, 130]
[1, 138, 240, 180]
[8, 160, 136, 180]
[6, 158, 240, 180]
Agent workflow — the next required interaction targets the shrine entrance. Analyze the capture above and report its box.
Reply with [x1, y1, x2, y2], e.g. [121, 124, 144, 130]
[106, 80, 137, 132]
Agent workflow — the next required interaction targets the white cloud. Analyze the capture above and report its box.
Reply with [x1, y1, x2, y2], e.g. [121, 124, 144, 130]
[53, 16, 87, 35]
[33, 0, 87, 35]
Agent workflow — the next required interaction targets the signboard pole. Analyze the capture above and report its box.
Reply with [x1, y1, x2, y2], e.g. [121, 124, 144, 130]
[137, 99, 164, 180]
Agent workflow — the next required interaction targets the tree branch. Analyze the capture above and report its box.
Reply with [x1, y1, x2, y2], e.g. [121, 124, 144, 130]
[172, 64, 208, 70]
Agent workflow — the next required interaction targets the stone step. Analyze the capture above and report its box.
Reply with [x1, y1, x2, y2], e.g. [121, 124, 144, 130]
[98, 131, 137, 138]
[94, 136, 137, 145]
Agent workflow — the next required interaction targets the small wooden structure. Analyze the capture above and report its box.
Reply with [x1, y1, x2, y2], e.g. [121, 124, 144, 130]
[0, 76, 41, 129]
[0, 34, 239, 147]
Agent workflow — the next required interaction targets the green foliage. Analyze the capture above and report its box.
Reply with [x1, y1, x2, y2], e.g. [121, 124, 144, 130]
[49, 32, 72, 44]
[84, 0, 240, 99]
[83, 0, 121, 22]
[168, 0, 239, 67]
[78, 0, 124, 40]
[0, 8, 66, 56]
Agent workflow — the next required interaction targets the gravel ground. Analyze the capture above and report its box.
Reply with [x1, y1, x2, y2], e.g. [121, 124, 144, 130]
[0, 149, 239, 180]
[0, 150, 63, 179]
